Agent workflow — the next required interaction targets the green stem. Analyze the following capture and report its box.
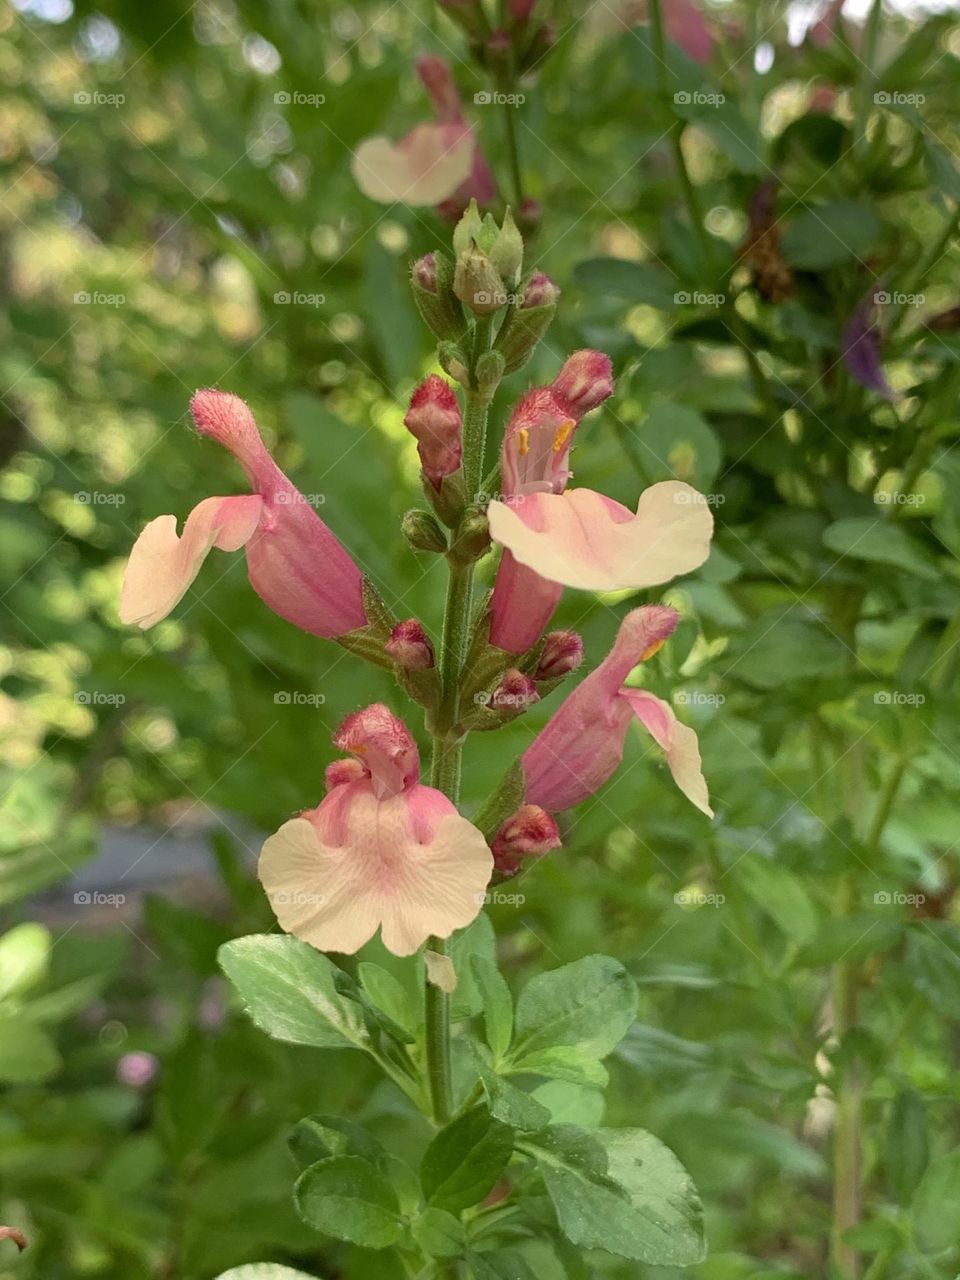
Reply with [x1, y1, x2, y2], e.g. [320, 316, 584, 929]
[831, 871, 862, 1280]
[502, 99, 525, 208]
[855, 0, 883, 159]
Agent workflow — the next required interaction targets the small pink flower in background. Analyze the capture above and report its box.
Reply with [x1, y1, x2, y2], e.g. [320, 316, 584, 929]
[259, 703, 493, 956]
[404, 374, 463, 489]
[120, 391, 367, 638]
[663, 0, 713, 63]
[521, 605, 713, 816]
[492, 803, 561, 875]
[116, 1050, 158, 1088]
[352, 57, 494, 213]
[842, 293, 896, 401]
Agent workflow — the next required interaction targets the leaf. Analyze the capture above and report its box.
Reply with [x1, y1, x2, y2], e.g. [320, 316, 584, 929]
[358, 963, 419, 1036]
[411, 1208, 465, 1259]
[781, 202, 883, 269]
[885, 1090, 929, 1206]
[449, 914, 497, 1021]
[471, 955, 513, 1060]
[467, 1251, 539, 1280]
[734, 856, 819, 945]
[528, 1126, 705, 1265]
[295, 1155, 403, 1249]
[822, 518, 939, 580]
[509, 1046, 609, 1088]
[675, 99, 765, 175]
[420, 1106, 515, 1213]
[635, 403, 721, 491]
[288, 1115, 385, 1171]
[572, 258, 678, 310]
[912, 1149, 960, 1253]
[0, 922, 51, 1000]
[218, 935, 370, 1052]
[0, 1014, 60, 1083]
[511, 955, 638, 1062]
[470, 1042, 552, 1131]
[723, 617, 848, 690]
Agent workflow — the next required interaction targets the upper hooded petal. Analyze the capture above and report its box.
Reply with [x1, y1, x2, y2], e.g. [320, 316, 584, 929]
[620, 688, 713, 817]
[259, 782, 492, 957]
[487, 481, 713, 592]
[119, 494, 263, 629]
[351, 123, 475, 207]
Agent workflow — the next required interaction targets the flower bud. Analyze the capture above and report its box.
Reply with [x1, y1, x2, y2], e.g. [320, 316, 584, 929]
[491, 668, 539, 713]
[454, 247, 506, 315]
[491, 804, 561, 876]
[414, 252, 438, 292]
[551, 349, 614, 417]
[385, 618, 435, 671]
[522, 271, 560, 309]
[437, 0, 487, 38]
[509, 0, 536, 23]
[402, 508, 447, 553]
[536, 630, 584, 680]
[487, 207, 523, 287]
[486, 26, 513, 74]
[410, 250, 464, 341]
[450, 506, 491, 563]
[404, 375, 463, 490]
[517, 197, 542, 236]
[453, 198, 485, 258]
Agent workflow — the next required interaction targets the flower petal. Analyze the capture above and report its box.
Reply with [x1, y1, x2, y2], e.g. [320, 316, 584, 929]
[119, 494, 263, 629]
[489, 550, 564, 654]
[351, 124, 474, 207]
[620, 689, 713, 817]
[487, 481, 713, 591]
[259, 784, 492, 957]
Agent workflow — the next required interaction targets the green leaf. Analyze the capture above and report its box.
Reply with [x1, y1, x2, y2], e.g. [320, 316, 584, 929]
[288, 1115, 385, 1171]
[0, 922, 51, 1000]
[218, 935, 370, 1052]
[734, 856, 819, 945]
[636, 403, 722, 491]
[473, 761, 527, 842]
[411, 1208, 465, 1259]
[781, 201, 883, 269]
[572, 258, 678, 309]
[511, 955, 638, 1062]
[509, 1046, 609, 1088]
[468, 1251, 539, 1280]
[470, 1042, 552, 1131]
[471, 955, 513, 1060]
[822, 518, 939, 580]
[723, 617, 848, 690]
[449, 915, 497, 1021]
[531, 1080, 605, 1128]
[420, 1106, 515, 1213]
[674, 100, 765, 175]
[885, 1090, 929, 1206]
[528, 1126, 705, 1266]
[295, 1155, 403, 1249]
[358, 963, 419, 1037]
[912, 1149, 960, 1253]
[0, 1014, 60, 1083]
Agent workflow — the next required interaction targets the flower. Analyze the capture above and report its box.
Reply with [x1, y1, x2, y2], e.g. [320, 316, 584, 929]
[259, 704, 493, 956]
[351, 57, 493, 213]
[521, 605, 713, 816]
[842, 293, 896, 401]
[404, 374, 463, 489]
[119, 390, 367, 638]
[663, 0, 712, 63]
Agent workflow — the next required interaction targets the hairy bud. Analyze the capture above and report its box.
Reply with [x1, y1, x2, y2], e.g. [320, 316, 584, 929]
[404, 375, 463, 490]
[492, 804, 561, 875]
[536, 630, 585, 680]
[551, 349, 614, 417]
[385, 618, 435, 671]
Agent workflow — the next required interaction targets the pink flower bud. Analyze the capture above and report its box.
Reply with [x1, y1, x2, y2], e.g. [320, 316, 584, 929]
[487, 26, 512, 64]
[404, 374, 463, 491]
[536, 630, 584, 680]
[509, 0, 537, 22]
[551, 350, 614, 418]
[491, 669, 540, 713]
[413, 252, 438, 293]
[492, 804, 561, 875]
[522, 271, 561, 309]
[325, 758, 367, 791]
[116, 1051, 158, 1089]
[385, 618, 436, 670]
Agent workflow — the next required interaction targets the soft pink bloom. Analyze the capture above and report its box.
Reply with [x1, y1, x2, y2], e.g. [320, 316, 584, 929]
[404, 374, 463, 489]
[550, 349, 615, 418]
[385, 618, 435, 670]
[418, 56, 496, 217]
[492, 804, 561, 875]
[259, 704, 493, 956]
[119, 391, 366, 638]
[116, 1051, 158, 1088]
[521, 606, 713, 816]
[663, 0, 713, 63]
[535, 629, 584, 680]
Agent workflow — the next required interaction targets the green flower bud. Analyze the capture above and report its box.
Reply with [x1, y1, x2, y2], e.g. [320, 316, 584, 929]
[402, 508, 447, 553]
[453, 198, 485, 258]
[450, 506, 491, 563]
[454, 247, 506, 315]
[410, 251, 464, 342]
[488, 207, 523, 286]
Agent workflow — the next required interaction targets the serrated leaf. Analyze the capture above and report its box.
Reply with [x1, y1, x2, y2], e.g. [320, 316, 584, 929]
[218, 935, 370, 1052]
[471, 955, 513, 1060]
[411, 1207, 465, 1259]
[358, 963, 420, 1036]
[470, 1041, 552, 1131]
[511, 955, 638, 1062]
[288, 1115, 385, 1171]
[295, 1155, 402, 1249]
[420, 1106, 514, 1212]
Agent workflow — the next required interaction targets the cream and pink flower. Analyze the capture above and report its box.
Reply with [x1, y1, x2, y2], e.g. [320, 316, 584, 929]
[352, 56, 494, 213]
[259, 704, 493, 956]
[119, 390, 367, 638]
[521, 605, 713, 817]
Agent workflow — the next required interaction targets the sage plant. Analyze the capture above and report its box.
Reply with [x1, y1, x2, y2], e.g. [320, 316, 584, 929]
[120, 201, 717, 1278]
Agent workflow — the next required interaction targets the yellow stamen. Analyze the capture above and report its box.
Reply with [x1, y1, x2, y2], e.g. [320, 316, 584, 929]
[640, 638, 666, 661]
[517, 428, 530, 456]
[552, 420, 574, 452]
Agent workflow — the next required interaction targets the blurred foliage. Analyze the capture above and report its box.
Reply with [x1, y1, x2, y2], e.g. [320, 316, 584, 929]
[2, 0, 960, 1276]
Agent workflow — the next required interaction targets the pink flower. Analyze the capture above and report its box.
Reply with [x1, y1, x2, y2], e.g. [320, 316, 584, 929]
[521, 606, 713, 816]
[663, 0, 712, 63]
[492, 804, 561, 875]
[119, 391, 366, 638]
[351, 57, 493, 213]
[116, 1051, 158, 1088]
[404, 374, 463, 489]
[259, 704, 493, 956]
